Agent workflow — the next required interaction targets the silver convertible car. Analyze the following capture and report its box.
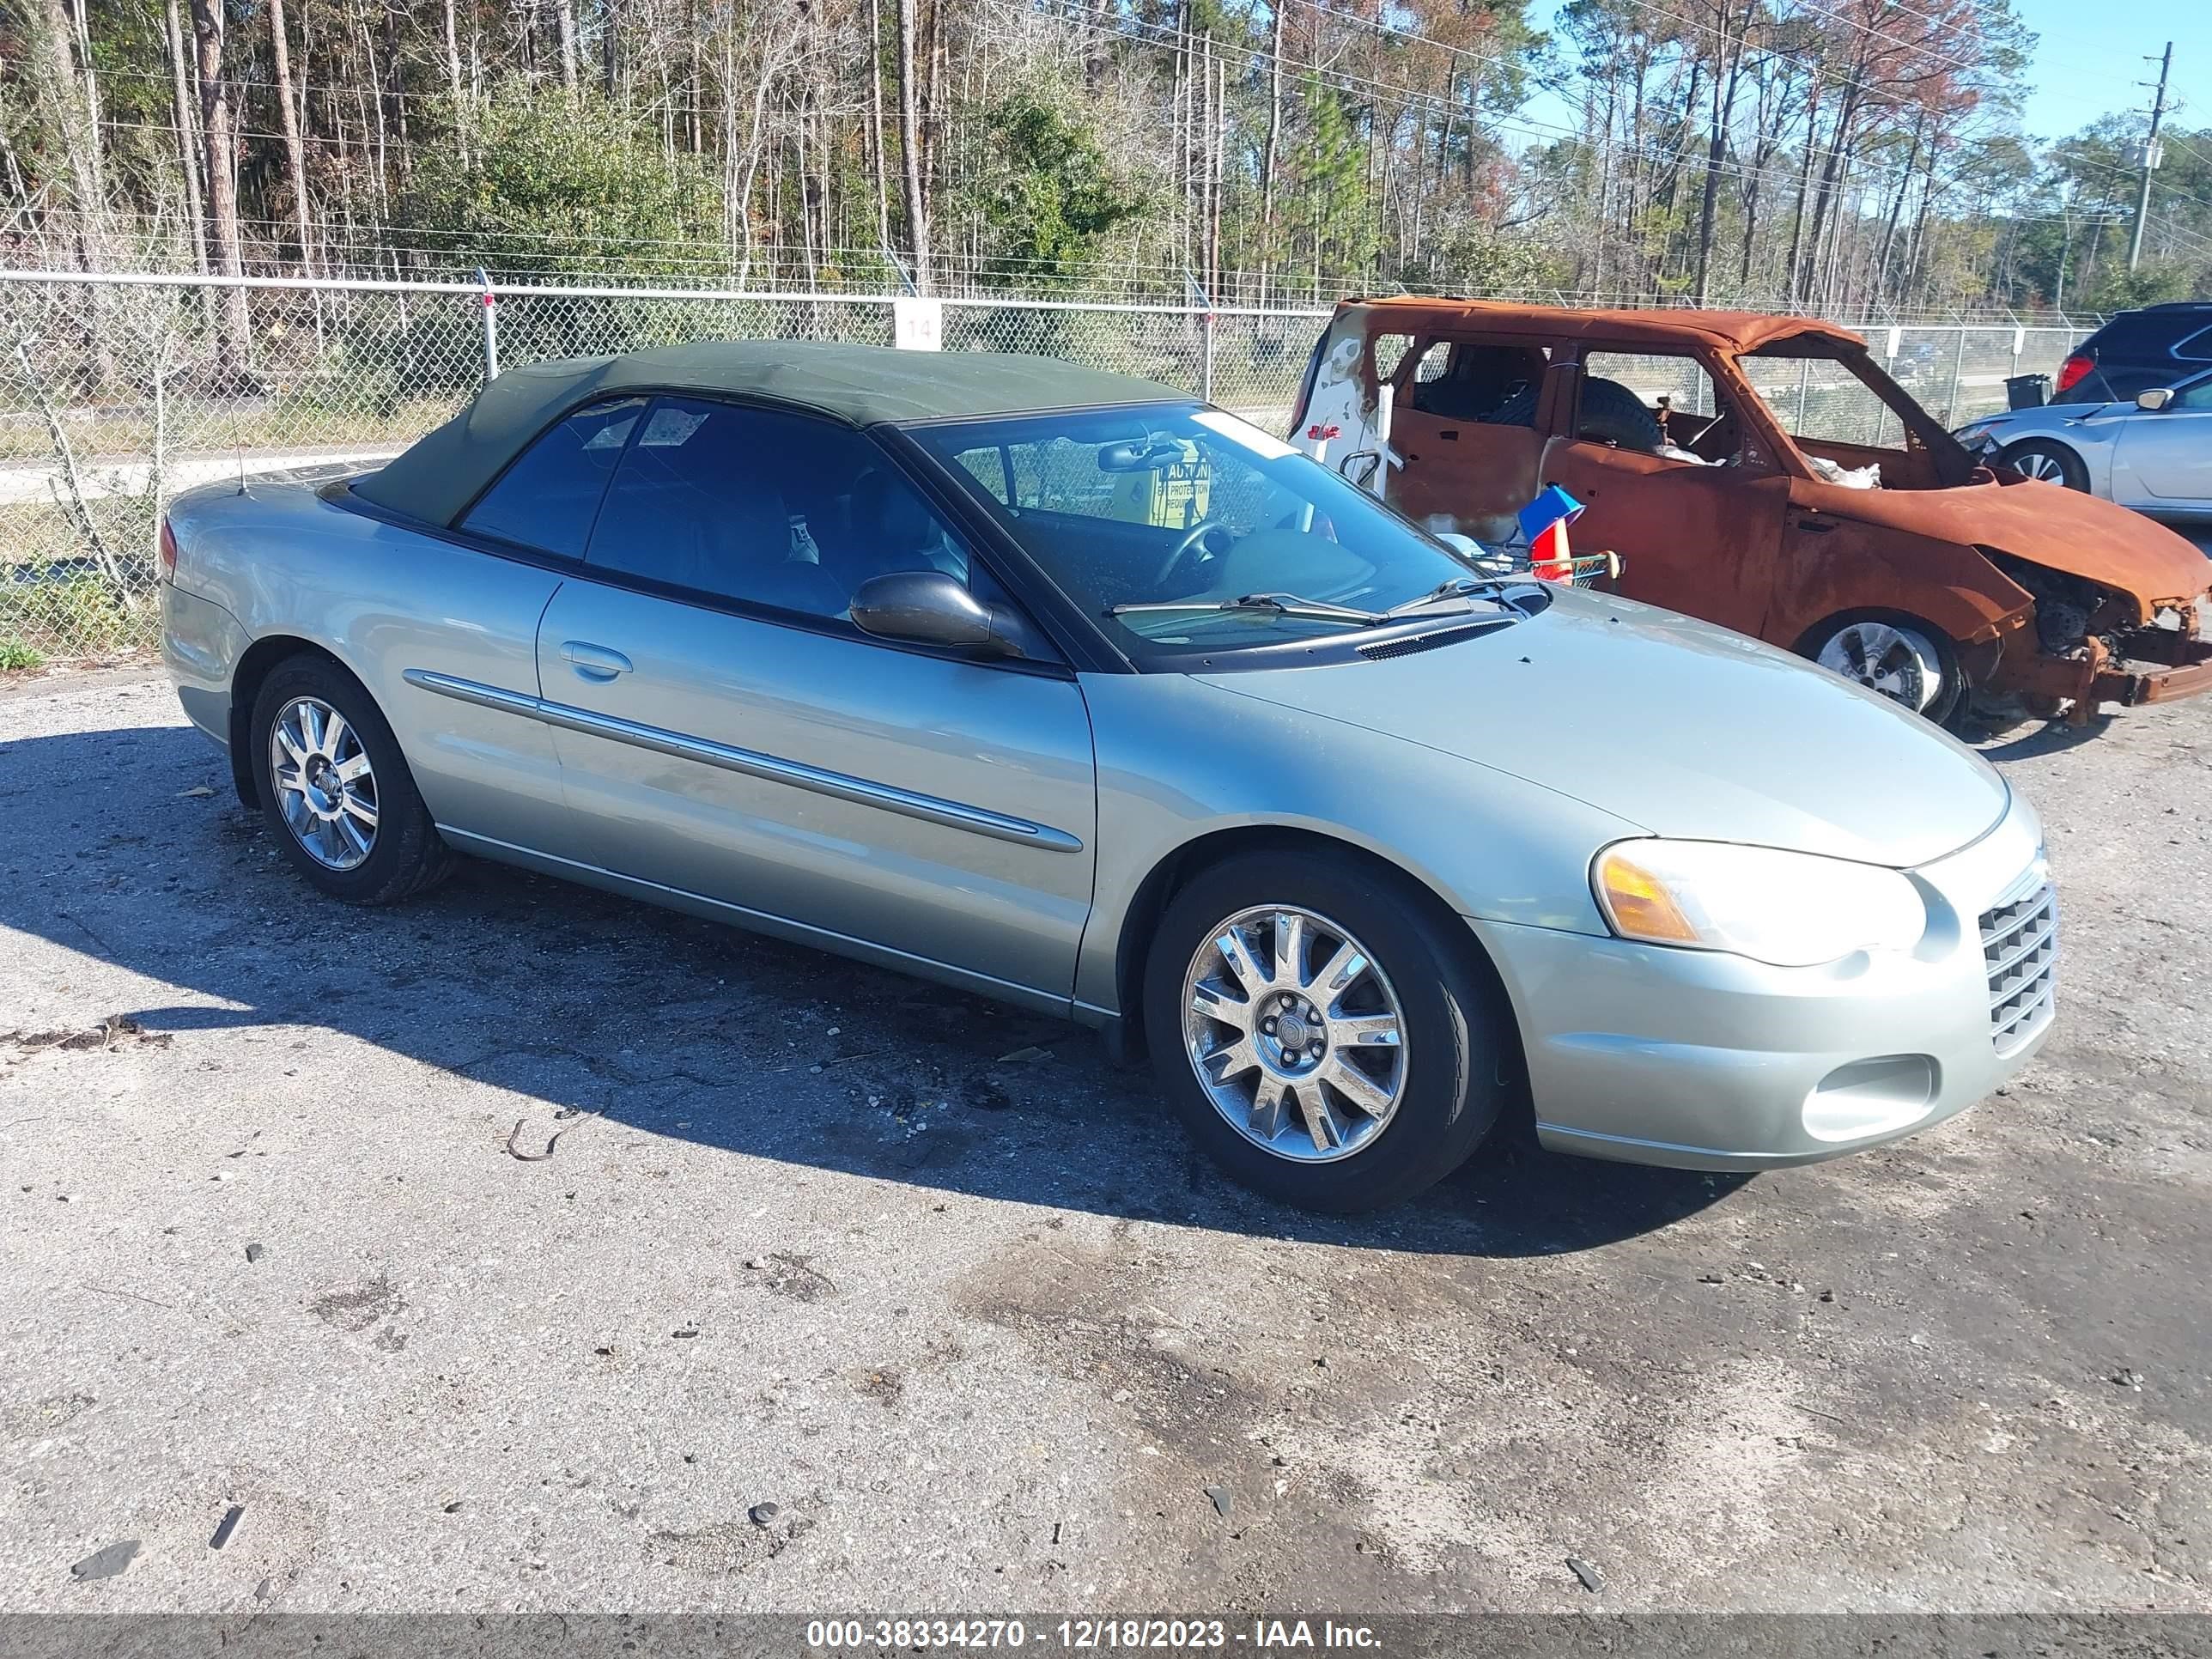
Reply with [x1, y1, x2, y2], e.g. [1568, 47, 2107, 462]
[161, 343, 2057, 1211]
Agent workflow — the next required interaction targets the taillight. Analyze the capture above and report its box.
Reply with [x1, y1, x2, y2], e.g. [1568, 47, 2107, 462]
[2055, 354, 2091, 393]
[158, 516, 178, 580]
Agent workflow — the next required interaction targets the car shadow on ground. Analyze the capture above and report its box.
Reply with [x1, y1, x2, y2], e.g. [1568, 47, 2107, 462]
[1970, 712, 2117, 763]
[0, 722, 1743, 1258]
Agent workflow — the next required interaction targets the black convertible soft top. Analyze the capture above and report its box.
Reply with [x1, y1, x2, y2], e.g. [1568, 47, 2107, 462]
[353, 339, 1182, 527]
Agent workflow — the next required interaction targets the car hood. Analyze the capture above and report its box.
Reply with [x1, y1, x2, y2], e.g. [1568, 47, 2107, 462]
[1795, 471, 2211, 606]
[1961, 401, 2129, 436]
[1195, 587, 2010, 869]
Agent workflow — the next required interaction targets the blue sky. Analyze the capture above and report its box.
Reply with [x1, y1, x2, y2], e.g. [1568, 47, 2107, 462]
[1519, 0, 2212, 147]
[2009, 0, 2212, 140]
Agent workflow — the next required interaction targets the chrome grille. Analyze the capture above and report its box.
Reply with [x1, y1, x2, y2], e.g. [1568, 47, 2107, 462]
[1981, 882, 2057, 1056]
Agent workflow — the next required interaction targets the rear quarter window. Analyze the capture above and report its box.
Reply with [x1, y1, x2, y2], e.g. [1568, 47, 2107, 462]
[459, 398, 645, 555]
[2090, 311, 2212, 356]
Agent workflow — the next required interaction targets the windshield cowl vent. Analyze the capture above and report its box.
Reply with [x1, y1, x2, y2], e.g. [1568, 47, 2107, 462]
[1358, 623, 1505, 661]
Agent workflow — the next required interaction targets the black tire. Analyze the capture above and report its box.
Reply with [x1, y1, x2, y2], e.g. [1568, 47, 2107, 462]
[1481, 384, 1538, 428]
[248, 653, 458, 905]
[1576, 377, 1663, 452]
[1997, 438, 2088, 492]
[1141, 849, 1511, 1212]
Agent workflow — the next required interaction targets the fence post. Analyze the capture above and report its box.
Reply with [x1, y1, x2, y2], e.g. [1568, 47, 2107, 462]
[150, 339, 167, 575]
[1945, 326, 1968, 425]
[1875, 328, 1901, 445]
[1201, 308, 1216, 404]
[477, 267, 500, 382]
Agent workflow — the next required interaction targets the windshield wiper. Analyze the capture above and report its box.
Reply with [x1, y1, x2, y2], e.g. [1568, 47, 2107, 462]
[1104, 591, 1387, 626]
[1380, 574, 1511, 618]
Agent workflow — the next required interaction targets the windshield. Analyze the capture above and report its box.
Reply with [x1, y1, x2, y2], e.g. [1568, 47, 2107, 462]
[907, 403, 1497, 655]
[1735, 342, 1974, 487]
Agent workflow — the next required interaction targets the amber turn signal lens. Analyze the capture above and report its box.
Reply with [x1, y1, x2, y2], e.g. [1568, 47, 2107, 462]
[1595, 848, 1701, 944]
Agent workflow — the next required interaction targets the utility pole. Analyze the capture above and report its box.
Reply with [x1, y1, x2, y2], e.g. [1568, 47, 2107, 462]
[2129, 41, 2173, 272]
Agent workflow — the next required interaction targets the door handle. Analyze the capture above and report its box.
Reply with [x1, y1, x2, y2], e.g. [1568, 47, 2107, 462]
[1794, 515, 1837, 534]
[561, 640, 633, 681]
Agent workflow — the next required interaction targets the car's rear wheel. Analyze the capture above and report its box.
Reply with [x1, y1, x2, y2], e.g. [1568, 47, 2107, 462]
[1803, 613, 1966, 726]
[249, 654, 457, 904]
[1998, 438, 2088, 492]
[1141, 849, 1510, 1212]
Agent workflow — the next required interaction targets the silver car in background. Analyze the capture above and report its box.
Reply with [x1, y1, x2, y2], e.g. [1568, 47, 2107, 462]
[1959, 375, 2212, 514]
[161, 342, 2056, 1212]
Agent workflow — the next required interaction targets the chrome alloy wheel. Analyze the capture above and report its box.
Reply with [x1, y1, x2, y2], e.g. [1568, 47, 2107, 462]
[1815, 620, 1944, 712]
[2011, 448, 2069, 483]
[1180, 905, 1408, 1163]
[269, 696, 379, 871]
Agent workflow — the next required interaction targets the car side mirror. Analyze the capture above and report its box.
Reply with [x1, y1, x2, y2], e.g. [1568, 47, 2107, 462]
[850, 570, 1036, 659]
[2137, 386, 2175, 411]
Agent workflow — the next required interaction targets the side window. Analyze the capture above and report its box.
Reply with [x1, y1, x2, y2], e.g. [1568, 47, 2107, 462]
[1407, 341, 1549, 424]
[582, 396, 988, 621]
[1578, 349, 1757, 464]
[1370, 333, 1416, 381]
[459, 397, 645, 556]
[2169, 377, 2212, 410]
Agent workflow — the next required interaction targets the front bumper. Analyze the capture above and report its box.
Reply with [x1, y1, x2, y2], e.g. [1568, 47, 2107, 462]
[1473, 799, 2054, 1170]
[2000, 618, 2212, 717]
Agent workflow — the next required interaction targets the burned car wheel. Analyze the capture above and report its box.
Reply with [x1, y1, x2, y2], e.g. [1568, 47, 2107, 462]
[1805, 615, 1964, 725]
[1998, 439, 2088, 493]
[1142, 849, 1509, 1213]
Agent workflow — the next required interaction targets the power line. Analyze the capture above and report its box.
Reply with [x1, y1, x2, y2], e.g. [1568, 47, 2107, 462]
[1776, 0, 1990, 87]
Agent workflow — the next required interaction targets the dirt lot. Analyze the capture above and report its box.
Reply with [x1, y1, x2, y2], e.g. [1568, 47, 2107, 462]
[0, 664, 2207, 1615]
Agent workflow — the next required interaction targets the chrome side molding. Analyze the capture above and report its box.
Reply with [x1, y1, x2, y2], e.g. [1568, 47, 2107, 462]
[401, 668, 1085, 854]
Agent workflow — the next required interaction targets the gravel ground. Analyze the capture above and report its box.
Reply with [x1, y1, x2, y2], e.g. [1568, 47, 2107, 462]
[0, 664, 2206, 1615]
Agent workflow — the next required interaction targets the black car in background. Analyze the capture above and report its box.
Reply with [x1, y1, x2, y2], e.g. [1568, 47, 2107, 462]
[2052, 302, 2212, 404]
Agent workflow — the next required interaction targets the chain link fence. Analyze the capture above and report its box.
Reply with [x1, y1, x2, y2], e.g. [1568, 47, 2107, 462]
[0, 270, 2089, 666]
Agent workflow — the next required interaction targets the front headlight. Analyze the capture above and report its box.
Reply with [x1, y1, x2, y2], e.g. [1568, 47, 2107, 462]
[1593, 840, 1926, 968]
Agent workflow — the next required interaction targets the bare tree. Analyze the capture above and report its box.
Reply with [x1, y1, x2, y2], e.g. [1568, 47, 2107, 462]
[266, 0, 316, 274]
[894, 0, 929, 290]
[188, 0, 251, 374]
[556, 0, 580, 91]
[1260, 0, 1284, 305]
[162, 0, 210, 275]
[30, 0, 104, 259]
[1690, 0, 1752, 306]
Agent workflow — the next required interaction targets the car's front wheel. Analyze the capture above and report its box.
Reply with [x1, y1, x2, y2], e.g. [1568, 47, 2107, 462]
[249, 653, 457, 904]
[1141, 849, 1510, 1212]
[1803, 613, 1966, 726]
[1998, 438, 2088, 492]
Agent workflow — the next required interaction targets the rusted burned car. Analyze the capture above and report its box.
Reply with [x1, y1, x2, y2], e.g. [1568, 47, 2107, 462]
[1291, 298, 2212, 724]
